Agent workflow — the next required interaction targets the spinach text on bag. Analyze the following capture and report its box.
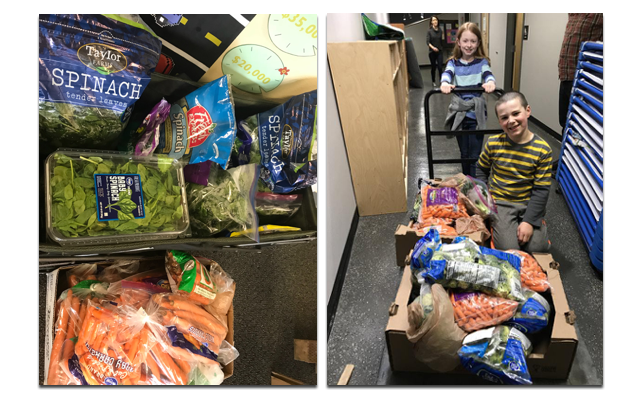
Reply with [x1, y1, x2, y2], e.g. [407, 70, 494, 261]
[233, 90, 317, 193]
[39, 14, 162, 152]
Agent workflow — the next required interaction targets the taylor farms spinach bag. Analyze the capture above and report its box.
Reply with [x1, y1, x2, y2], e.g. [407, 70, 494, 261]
[39, 14, 162, 153]
[135, 75, 237, 169]
[45, 150, 189, 246]
[231, 90, 317, 193]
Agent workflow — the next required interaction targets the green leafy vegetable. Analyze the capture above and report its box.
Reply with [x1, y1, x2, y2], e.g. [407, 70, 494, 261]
[48, 152, 186, 240]
[186, 164, 257, 239]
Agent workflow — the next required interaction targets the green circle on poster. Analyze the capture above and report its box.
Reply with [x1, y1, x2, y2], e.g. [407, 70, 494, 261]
[268, 14, 317, 57]
[222, 45, 285, 94]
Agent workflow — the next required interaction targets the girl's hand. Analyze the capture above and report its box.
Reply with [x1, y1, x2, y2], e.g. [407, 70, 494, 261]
[440, 83, 454, 94]
[482, 81, 496, 93]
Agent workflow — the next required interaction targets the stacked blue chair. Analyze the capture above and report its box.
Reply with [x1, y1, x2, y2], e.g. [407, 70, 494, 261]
[555, 41, 603, 272]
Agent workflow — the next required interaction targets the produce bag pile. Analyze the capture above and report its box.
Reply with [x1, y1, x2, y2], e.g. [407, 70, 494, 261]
[40, 15, 317, 246]
[410, 176, 493, 239]
[46, 251, 237, 385]
[407, 230, 554, 384]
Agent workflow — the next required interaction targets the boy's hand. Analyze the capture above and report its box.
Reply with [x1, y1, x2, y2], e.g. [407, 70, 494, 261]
[517, 222, 534, 245]
[440, 83, 454, 94]
[482, 81, 496, 93]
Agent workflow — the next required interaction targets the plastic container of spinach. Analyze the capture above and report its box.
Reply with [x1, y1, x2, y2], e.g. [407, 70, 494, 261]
[45, 150, 189, 246]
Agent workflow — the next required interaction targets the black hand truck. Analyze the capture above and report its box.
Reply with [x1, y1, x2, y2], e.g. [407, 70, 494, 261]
[424, 87, 505, 179]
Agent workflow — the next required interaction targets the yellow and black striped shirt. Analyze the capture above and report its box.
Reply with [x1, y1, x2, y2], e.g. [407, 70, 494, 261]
[476, 133, 553, 226]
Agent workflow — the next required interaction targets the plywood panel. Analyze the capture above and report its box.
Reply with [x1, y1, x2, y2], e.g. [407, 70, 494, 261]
[328, 41, 408, 216]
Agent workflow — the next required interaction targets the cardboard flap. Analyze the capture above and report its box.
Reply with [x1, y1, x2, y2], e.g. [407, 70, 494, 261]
[386, 267, 413, 332]
[533, 253, 578, 342]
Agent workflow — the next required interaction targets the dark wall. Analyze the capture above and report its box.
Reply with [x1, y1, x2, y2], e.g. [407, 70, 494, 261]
[389, 13, 439, 26]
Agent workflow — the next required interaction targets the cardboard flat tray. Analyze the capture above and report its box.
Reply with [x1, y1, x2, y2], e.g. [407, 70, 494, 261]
[385, 253, 578, 380]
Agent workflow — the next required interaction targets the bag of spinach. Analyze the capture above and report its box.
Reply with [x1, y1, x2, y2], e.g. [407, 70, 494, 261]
[135, 75, 237, 169]
[231, 90, 317, 193]
[39, 14, 161, 153]
[185, 162, 260, 242]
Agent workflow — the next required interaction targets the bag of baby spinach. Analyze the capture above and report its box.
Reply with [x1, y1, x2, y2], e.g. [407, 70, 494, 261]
[39, 14, 162, 154]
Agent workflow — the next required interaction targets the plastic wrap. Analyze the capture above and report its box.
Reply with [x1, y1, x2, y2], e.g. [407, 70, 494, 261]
[418, 184, 469, 221]
[186, 163, 260, 242]
[165, 251, 235, 316]
[458, 325, 533, 385]
[505, 289, 551, 334]
[450, 290, 519, 332]
[505, 250, 550, 292]
[232, 90, 317, 193]
[39, 14, 161, 152]
[47, 280, 114, 385]
[136, 75, 237, 168]
[255, 192, 303, 218]
[419, 238, 525, 301]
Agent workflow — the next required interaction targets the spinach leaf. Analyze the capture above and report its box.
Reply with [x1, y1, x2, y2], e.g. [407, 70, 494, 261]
[49, 152, 186, 241]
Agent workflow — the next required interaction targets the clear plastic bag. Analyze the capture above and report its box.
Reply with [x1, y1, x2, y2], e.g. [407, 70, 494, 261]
[186, 162, 260, 242]
[418, 184, 469, 222]
[439, 174, 497, 218]
[505, 289, 551, 334]
[505, 250, 550, 292]
[407, 283, 467, 372]
[66, 263, 98, 287]
[255, 192, 303, 218]
[47, 281, 114, 385]
[450, 290, 519, 332]
[73, 301, 153, 385]
[98, 260, 141, 283]
[165, 251, 235, 317]
[39, 14, 161, 153]
[458, 325, 533, 385]
[421, 238, 525, 302]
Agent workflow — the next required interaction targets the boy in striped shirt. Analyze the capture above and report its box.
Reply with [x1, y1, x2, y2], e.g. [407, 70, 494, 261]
[476, 92, 552, 252]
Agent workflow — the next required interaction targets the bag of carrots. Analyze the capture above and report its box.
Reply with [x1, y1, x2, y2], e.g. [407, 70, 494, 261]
[73, 300, 153, 385]
[505, 289, 551, 334]
[505, 250, 550, 292]
[439, 174, 497, 218]
[450, 290, 519, 333]
[142, 292, 234, 385]
[418, 185, 469, 222]
[165, 250, 235, 313]
[46, 280, 114, 385]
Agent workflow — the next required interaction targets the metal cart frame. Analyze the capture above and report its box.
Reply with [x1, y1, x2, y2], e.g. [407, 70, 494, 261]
[424, 87, 505, 179]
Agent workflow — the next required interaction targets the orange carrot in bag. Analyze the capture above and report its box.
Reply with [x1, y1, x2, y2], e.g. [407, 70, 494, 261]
[47, 291, 73, 385]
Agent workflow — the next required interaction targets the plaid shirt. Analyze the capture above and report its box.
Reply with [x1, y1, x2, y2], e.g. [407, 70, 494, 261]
[559, 13, 603, 81]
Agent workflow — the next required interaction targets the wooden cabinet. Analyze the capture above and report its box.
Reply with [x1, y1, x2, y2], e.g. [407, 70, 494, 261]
[328, 40, 409, 216]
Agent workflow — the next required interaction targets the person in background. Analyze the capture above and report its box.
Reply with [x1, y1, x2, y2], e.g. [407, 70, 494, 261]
[476, 91, 552, 252]
[427, 16, 444, 87]
[440, 22, 496, 177]
[558, 13, 603, 131]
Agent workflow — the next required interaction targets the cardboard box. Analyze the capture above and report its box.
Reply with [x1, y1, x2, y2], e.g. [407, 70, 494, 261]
[43, 257, 235, 384]
[394, 222, 488, 268]
[385, 253, 578, 380]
